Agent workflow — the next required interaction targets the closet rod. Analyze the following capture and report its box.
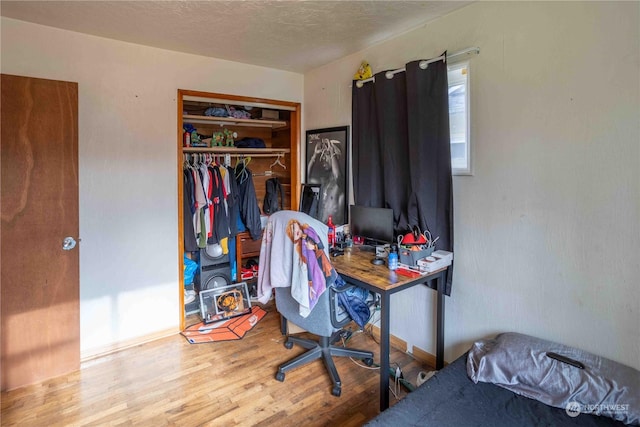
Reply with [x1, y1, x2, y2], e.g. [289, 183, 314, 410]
[183, 153, 285, 159]
[355, 46, 480, 88]
[229, 153, 285, 158]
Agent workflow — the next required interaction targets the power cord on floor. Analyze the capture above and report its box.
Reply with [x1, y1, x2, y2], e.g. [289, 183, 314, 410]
[337, 308, 421, 394]
[362, 311, 381, 345]
[341, 341, 418, 395]
[340, 331, 380, 370]
[391, 363, 416, 394]
[388, 363, 419, 399]
[390, 371, 400, 400]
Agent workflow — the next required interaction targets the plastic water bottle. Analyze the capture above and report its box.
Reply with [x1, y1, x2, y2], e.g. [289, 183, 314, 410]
[388, 244, 398, 270]
[327, 215, 336, 248]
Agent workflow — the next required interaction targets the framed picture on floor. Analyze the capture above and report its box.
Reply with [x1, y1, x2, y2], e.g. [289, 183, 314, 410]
[200, 282, 251, 324]
[305, 126, 349, 225]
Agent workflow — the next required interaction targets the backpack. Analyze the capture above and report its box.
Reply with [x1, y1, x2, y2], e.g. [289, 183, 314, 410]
[263, 177, 284, 214]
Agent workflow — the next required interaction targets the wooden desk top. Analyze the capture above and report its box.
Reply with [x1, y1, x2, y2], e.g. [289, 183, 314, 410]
[331, 247, 446, 292]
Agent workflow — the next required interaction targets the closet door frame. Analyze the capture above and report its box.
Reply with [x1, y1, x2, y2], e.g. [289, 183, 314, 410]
[176, 89, 301, 330]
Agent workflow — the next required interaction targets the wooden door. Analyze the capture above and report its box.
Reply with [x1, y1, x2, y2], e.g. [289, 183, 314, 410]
[1, 74, 80, 391]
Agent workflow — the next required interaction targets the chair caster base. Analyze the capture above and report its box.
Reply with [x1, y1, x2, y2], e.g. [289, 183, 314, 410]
[332, 386, 341, 397]
[275, 371, 285, 382]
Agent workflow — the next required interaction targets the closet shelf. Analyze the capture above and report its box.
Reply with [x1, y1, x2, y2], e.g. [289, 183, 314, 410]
[183, 147, 290, 155]
[183, 114, 287, 129]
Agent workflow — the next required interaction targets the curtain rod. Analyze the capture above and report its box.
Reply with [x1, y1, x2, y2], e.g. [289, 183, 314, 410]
[355, 46, 480, 88]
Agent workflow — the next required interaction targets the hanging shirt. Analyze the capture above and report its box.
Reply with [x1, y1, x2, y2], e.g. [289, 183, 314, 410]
[192, 167, 207, 248]
[199, 163, 212, 240]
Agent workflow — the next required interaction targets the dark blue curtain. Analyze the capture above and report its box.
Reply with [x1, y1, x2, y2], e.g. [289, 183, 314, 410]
[352, 54, 454, 294]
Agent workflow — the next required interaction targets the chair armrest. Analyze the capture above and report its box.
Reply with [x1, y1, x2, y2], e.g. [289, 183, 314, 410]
[330, 284, 355, 294]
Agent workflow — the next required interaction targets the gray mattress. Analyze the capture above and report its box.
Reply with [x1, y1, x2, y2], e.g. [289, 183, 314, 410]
[365, 354, 626, 427]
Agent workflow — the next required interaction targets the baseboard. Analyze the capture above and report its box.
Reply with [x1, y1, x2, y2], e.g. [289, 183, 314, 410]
[411, 346, 436, 369]
[411, 345, 448, 370]
[368, 324, 407, 353]
[80, 327, 178, 362]
[359, 325, 445, 370]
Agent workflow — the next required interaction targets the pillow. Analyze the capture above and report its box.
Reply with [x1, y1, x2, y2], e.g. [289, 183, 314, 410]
[467, 332, 639, 425]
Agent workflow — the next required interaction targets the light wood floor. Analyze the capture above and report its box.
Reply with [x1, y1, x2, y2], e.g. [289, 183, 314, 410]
[1, 300, 432, 426]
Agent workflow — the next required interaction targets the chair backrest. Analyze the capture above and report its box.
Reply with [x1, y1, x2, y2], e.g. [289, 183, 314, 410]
[299, 184, 321, 220]
[275, 284, 337, 337]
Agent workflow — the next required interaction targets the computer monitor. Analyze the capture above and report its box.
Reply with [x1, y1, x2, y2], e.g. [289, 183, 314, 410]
[349, 205, 394, 245]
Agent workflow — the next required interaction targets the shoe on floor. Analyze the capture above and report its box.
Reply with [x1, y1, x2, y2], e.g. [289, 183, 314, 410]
[185, 290, 196, 304]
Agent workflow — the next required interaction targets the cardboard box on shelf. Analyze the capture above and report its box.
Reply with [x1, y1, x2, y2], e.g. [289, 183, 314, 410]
[260, 109, 279, 120]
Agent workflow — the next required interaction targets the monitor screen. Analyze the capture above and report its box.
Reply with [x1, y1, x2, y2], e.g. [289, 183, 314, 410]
[349, 205, 394, 245]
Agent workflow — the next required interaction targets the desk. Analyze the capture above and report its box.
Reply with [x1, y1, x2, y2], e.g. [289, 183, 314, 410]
[331, 248, 447, 412]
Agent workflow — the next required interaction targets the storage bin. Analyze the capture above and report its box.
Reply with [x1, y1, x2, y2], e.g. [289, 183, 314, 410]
[399, 247, 434, 266]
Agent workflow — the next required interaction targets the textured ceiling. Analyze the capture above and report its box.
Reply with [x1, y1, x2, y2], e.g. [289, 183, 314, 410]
[0, 1, 472, 73]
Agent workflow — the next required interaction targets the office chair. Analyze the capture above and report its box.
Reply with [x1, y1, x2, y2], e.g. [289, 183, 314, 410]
[261, 210, 373, 397]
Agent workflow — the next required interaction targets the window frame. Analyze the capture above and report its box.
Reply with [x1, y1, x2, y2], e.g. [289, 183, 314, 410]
[448, 60, 472, 176]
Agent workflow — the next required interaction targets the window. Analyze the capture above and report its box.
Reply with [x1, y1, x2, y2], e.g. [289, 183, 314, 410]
[448, 61, 471, 175]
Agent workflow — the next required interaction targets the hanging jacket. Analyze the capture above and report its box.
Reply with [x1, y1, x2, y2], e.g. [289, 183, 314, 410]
[235, 163, 262, 240]
[263, 177, 284, 214]
[183, 169, 198, 252]
[226, 166, 240, 237]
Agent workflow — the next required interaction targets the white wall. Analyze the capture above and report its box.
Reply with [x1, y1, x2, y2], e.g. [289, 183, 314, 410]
[1, 17, 303, 358]
[304, 2, 640, 369]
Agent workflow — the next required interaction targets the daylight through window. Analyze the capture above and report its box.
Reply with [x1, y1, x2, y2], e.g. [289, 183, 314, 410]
[448, 61, 471, 175]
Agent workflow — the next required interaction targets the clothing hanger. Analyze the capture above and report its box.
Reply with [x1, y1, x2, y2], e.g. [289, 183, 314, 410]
[235, 155, 250, 183]
[270, 153, 286, 170]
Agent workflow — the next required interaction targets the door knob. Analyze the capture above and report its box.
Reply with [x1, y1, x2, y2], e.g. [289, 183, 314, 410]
[62, 236, 78, 250]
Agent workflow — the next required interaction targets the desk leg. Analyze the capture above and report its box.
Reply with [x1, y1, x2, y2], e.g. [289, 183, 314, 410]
[436, 274, 445, 370]
[379, 292, 390, 412]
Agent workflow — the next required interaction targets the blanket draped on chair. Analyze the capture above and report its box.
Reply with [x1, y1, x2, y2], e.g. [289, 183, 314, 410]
[258, 211, 336, 317]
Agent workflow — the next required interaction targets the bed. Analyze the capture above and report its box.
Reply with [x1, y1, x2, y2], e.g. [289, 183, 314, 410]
[366, 333, 639, 426]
